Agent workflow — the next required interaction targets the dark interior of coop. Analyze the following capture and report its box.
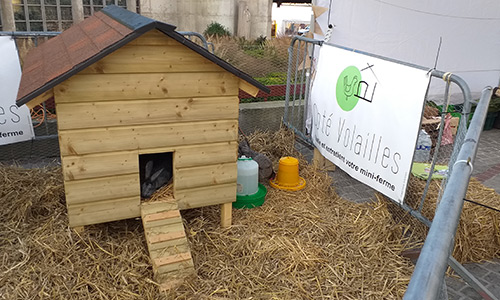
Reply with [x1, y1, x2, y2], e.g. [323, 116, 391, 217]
[139, 152, 173, 199]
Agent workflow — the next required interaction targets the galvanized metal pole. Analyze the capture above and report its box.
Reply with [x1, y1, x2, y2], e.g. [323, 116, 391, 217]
[404, 87, 493, 300]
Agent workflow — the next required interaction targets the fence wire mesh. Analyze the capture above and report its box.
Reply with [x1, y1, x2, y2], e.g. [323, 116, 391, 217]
[0, 32, 296, 165]
[0, 33, 60, 166]
[207, 35, 296, 134]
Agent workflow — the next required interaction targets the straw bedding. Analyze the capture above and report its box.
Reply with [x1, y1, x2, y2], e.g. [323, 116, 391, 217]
[0, 128, 498, 299]
[396, 175, 500, 263]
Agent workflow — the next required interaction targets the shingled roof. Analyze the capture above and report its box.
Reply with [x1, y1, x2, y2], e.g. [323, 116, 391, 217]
[16, 5, 269, 106]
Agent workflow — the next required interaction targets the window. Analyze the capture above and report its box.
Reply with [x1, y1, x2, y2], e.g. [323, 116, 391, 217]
[11, 0, 140, 31]
[13, 0, 73, 31]
[83, 0, 127, 18]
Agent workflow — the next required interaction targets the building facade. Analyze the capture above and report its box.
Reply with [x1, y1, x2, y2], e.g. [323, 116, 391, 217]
[0, 0, 272, 38]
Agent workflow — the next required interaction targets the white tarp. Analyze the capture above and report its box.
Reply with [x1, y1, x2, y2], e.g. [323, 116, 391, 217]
[0, 36, 34, 145]
[311, 44, 430, 203]
[313, 0, 500, 102]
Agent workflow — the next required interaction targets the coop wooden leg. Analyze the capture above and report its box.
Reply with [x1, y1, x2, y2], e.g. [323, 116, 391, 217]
[220, 202, 232, 228]
[313, 148, 336, 171]
[313, 148, 323, 168]
[73, 226, 85, 234]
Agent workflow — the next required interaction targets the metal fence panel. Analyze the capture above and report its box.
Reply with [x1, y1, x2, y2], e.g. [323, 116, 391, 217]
[283, 35, 499, 298]
[404, 87, 497, 300]
[283, 35, 473, 220]
[284, 37, 495, 299]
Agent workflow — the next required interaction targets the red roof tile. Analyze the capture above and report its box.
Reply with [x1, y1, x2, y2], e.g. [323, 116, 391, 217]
[16, 10, 133, 102]
[16, 5, 269, 106]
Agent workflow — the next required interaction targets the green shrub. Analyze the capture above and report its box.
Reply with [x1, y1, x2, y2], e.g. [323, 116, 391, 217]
[236, 35, 270, 58]
[255, 35, 267, 46]
[240, 95, 287, 103]
[204, 22, 231, 37]
[255, 72, 287, 85]
[488, 96, 500, 112]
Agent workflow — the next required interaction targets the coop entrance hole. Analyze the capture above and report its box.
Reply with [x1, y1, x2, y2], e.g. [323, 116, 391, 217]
[139, 152, 173, 200]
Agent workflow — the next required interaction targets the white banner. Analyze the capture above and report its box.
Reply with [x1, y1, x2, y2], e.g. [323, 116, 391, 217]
[311, 44, 430, 203]
[0, 36, 34, 145]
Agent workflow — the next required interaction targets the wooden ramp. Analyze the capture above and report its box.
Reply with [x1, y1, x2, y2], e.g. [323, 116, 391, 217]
[141, 199, 195, 291]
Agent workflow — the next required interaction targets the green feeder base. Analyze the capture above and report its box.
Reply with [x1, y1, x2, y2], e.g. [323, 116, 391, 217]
[233, 184, 267, 209]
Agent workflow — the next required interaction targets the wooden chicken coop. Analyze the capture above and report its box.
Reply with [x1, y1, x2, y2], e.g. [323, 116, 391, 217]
[16, 5, 268, 289]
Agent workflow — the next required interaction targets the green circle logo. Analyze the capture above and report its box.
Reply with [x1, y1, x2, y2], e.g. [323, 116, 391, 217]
[336, 66, 362, 111]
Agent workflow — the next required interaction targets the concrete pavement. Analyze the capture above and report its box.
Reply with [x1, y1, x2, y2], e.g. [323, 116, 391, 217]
[446, 128, 500, 300]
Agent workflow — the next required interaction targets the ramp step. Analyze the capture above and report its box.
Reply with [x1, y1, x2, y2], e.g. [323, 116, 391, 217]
[154, 252, 192, 267]
[147, 231, 187, 244]
[141, 200, 195, 291]
[150, 243, 191, 259]
[141, 200, 178, 215]
[147, 235, 189, 252]
[157, 261, 195, 278]
[143, 210, 180, 223]
[159, 279, 185, 292]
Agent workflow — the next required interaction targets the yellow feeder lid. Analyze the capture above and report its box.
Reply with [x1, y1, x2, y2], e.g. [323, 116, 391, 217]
[269, 156, 306, 191]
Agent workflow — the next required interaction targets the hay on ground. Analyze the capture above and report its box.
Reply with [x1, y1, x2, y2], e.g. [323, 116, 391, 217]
[396, 175, 500, 263]
[0, 128, 498, 299]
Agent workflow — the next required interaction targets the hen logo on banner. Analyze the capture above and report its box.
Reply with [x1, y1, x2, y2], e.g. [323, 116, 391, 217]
[0, 36, 34, 145]
[311, 44, 430, 203]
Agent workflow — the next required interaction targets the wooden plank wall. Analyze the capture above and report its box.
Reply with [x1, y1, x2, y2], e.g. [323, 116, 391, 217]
[57, 30, 239, 227]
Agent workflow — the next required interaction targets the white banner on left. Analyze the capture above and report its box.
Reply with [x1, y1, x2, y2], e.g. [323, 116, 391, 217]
[0, 36, 34, 145]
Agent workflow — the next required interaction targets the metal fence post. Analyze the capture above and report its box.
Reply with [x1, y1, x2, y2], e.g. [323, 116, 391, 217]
[404, 87, 495, 300]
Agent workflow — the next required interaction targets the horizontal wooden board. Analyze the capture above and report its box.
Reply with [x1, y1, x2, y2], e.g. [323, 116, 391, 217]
[79, 45, 224, 74]
[174, 141, 237, 168]
[59, 120, 238, 156]
[27, 89, 53, 109]
[146, 222, 185, 235]
[67, 196, 139, 215]
[128, 30, 180, 46]
[150, 244, 191, 259]
[147, 234, 187, 252]
[56, 96, 239, 130]
[174, 162, 237, 190]
[68, 196, 140, 227]
[156, 260, 194, 277]
[141, 200, 178, 216]
[143, 217, 182, 230]
[146, 231, 186, 247]
[61, 151, 138, 181]
[54, 72, 239, 102]
[154, 252, 192, 267]
[176, 183, 236, 209]
[144, 210, 181, 223]
[62, 141, 237, 181]
[159, 279, 190, 292]
[64, 173, 140, 204]
[239, 80, 260, 97]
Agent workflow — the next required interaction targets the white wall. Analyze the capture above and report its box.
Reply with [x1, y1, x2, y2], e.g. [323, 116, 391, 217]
[140, 0, 179, 26]
[313, 0, 500, 101]
[140, 0, 272, 39]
